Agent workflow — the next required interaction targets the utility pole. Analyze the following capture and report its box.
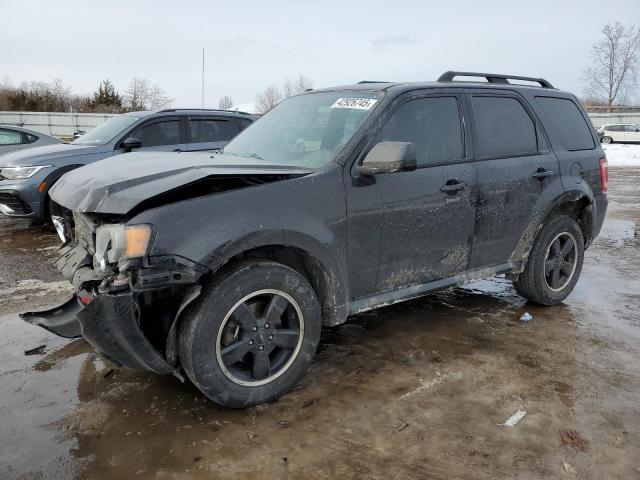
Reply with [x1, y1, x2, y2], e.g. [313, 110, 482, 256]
[201, 48, 205, 108]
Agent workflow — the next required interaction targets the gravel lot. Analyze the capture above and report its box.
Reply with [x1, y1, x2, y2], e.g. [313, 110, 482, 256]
[1, 167, 639, 479]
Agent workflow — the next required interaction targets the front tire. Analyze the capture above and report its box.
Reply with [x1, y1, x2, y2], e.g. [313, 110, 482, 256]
[178, 261, 322, 408]
[513, 215, 584, 305]
[602, 136, 613, 144]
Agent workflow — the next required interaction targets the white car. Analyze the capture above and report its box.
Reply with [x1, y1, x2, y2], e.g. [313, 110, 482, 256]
[597, 124, 640, 144]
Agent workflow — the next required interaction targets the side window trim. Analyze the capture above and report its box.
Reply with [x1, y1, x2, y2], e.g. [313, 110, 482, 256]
[468, 91, 543, 161]
[351, 92, 469, 173]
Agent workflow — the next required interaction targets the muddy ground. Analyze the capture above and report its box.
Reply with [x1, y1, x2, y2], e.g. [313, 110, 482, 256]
[1, 169, 639, 480]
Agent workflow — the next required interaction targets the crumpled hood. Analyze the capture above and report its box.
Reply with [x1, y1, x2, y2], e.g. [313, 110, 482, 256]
[0, 143, 106, 167]
[50, 151, 314, 214]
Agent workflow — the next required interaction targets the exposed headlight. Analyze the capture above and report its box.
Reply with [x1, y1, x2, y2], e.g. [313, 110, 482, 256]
[52, 215, 71, 244]
[0, 165, 52, 180]
[93, 224, 153, 271]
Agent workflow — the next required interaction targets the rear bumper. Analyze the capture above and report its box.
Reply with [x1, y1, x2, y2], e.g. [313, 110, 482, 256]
[592, 193, 608, 241]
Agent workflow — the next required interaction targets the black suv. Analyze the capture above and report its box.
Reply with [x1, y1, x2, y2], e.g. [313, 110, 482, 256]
[24, 72, 608, 407]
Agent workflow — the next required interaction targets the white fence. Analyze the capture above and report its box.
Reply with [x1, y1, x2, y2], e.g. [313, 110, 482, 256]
[1, 110, 639, 140]
[587, 112, 640, 128]
[0, 111, 117, 139]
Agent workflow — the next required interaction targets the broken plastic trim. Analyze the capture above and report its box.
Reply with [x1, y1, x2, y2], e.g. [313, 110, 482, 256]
[21, 296, 83, 338]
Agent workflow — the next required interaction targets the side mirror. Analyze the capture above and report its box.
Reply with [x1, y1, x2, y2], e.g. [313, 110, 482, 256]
[121, 137, 142, 152]
[357, 141, 417, 176]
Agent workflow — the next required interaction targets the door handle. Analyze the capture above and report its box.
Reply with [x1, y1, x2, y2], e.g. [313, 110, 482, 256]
[532, 168, 554, 180]
[440, 180, 467, 193]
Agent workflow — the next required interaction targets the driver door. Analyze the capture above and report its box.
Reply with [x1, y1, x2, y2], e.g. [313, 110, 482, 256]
[346, 93, 477, 297]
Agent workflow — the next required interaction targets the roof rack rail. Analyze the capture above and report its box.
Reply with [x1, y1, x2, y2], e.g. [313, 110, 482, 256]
[158, 108, 253, 115]
[357, 80, 391, 84]
[437, 71, 554, 89]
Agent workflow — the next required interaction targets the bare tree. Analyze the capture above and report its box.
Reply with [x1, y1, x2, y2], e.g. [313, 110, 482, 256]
[282, 75, 313, 98]
[123, 78, 172, 111]
[255, 75, 313, 113]
[584, 22, 640, 111]
[255, 85, 283, 113]
[218, 95, 233, 109]
[123, 78, 149, 111]
[146, 84, 172, 110]
[0, 78, 78, 111]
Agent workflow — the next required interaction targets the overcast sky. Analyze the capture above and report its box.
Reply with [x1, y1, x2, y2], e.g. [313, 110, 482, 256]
[2, 0, 639, 111]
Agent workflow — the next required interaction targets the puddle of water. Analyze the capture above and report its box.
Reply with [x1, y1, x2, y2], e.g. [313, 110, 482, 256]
[0, 314, 86, 479]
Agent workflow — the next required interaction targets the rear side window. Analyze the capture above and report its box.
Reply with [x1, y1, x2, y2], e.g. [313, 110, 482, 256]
[535, 96, 594, 151]
[374, 96, 464, 166]
[472, 96, 537, 157]
[189, 119, 239, 143]
[0, 129, 23, 145]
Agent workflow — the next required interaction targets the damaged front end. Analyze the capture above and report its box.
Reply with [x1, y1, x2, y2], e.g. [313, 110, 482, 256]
[22, 211, 208, 378]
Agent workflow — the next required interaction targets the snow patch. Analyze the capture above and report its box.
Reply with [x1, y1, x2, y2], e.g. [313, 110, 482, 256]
[603, 144, 640, 166]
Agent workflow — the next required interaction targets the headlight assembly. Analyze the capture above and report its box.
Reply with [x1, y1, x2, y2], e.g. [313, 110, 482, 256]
[0, 165, 52, 180]
[94, 224, 152, 271]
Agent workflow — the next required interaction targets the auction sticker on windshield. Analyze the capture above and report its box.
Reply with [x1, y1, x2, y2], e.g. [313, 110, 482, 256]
[331, 98, 378, 110]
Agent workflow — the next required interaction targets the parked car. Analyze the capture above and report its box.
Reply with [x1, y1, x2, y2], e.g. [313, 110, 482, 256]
[0, 125, 62, 156]
[596, 123, 640, 143]
[0, 109, 257, 220]
[24, 71, 608, 408]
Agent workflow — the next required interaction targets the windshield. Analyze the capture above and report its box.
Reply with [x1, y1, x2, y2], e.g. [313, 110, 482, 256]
[72, 115, 139, 145]
[223, 91, 383, 168]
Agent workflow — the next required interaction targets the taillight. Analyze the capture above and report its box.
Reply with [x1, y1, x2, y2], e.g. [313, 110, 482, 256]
[599, 157, 608, 193]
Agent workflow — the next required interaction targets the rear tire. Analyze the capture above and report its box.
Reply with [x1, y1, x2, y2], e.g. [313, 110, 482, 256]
[602, 136, 613, 144]
[178, 261, 322, 408]
[513, 215, 584, 305]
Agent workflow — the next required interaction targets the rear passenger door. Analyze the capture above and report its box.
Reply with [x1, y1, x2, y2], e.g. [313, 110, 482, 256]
[358, 93, 477, 293]
[187, 117, 240, 152]
[467, 91, 563, 269]
[624, 124, 640, 142]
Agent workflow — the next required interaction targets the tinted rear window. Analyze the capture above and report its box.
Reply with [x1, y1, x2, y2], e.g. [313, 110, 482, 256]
[535, 97, 594, 151]
[472, 96, 537, 157]
[188, 119, 239, 143]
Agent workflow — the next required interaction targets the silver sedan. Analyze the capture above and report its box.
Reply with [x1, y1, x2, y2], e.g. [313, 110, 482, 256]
[0, 125, 63, 156]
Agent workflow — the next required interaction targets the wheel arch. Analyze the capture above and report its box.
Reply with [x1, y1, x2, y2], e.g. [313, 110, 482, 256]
[510, 190, 594, 273]
[200, 232, 349, 327]
[39, 164, 85, 219]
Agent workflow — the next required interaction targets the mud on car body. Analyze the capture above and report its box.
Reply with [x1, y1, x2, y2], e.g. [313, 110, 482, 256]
[23, 72, 608, 407]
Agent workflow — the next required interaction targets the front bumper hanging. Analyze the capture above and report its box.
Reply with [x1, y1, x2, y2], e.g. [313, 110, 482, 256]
[22, 240, 206, 377]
